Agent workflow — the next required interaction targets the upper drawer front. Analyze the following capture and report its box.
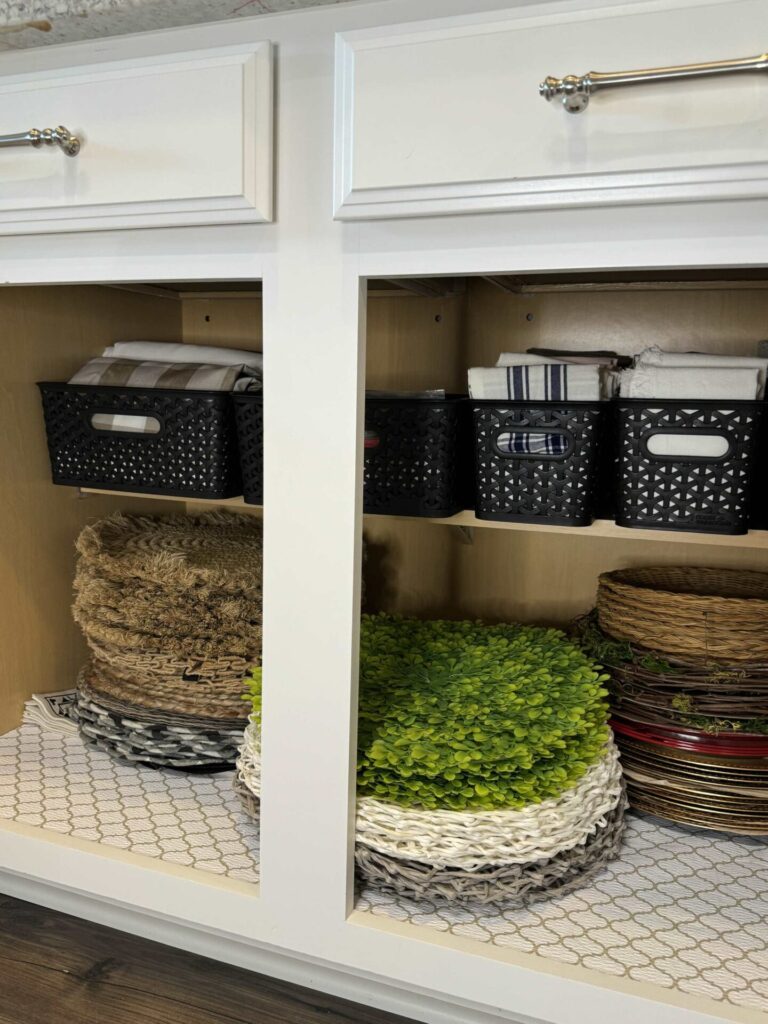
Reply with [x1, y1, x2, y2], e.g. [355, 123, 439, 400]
[0, 43, 272, 234]
[334, 0, 768, 219]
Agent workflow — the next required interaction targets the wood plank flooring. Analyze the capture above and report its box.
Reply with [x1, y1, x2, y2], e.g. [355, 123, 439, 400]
[0, 894, 418, 1024]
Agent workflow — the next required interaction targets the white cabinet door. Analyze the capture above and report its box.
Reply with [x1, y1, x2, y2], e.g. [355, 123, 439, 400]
[334, 0, 768, 219]
[0, 43, 272, 234]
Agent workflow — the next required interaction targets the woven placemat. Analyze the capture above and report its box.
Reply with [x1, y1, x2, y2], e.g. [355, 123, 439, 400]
[76, 511, 263, 594]
[74, 560, 262, 643]
[76, 683, 244, 770]
[85, 658, 251, 721]
[355, 795, 627, 905]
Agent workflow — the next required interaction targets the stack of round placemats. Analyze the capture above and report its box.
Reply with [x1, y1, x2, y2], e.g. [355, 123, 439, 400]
[72, 512, 262, 769]
[236, 615, 626, 906]
[588, 566, 768, 836]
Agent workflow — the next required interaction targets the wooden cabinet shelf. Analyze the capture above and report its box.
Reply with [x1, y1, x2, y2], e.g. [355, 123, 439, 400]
[81, 490, 768, 549]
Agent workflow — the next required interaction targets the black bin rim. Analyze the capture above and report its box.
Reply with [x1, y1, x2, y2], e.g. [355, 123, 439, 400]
[37, 381, 237, 400]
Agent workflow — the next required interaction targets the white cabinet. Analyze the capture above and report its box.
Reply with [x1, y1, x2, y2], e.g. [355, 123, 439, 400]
[334, 0, 768, 219]
[0, 43, 273, 234]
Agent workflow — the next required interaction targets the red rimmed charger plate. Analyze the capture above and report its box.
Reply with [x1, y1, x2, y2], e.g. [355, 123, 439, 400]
[611, 716, 768, 757]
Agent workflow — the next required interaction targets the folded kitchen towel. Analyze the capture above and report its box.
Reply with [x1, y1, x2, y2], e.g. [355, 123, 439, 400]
[619, 365, 759, 401]
[495, 353, 565, 367]
[69, 357, 260, 435]
[636, 347, 767, 397]
[103, 341, 263, 374]
[469, 363, 601, 401]
[69, 357, 258, 392]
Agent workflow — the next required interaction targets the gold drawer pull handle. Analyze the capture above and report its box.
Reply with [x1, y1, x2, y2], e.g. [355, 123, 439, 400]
[0, 125, 80, 155]
[540, 51, 768, 112]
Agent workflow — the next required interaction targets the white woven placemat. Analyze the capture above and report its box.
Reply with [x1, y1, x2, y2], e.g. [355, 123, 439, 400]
[357, 812, 768, 1012]
[0, 721, 259, 884]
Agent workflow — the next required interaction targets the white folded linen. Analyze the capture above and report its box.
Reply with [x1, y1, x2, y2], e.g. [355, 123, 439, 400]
[636, 346, 767, 397]
[104, 341, 263, 374]
[469, 363, 601, 401]
[495, 353, 564, 366]
[619, 365, 759, 400]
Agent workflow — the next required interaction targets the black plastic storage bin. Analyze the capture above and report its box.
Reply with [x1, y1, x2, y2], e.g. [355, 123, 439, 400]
[615, 399, 763, 535]
[233, 392, 264, 505]
[38, 382, 242, 499]
[472, 401, 607, 526]
[363, 395, 471, 518]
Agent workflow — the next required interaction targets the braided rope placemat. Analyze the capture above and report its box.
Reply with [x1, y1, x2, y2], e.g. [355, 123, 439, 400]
[237, 727, 624, 869]
[85, 649, 252, 720]
[355, 796, 627, 905]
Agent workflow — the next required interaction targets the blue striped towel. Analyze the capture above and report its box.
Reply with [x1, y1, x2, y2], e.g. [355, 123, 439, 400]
[469, 364, 599, 457]
[468, 364, 600, 401]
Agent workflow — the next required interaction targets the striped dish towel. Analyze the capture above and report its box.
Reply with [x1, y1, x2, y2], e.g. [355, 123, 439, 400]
[69, 357, 260, 435]
[468, 364, 600, 401]
[496, 429, 568, 457]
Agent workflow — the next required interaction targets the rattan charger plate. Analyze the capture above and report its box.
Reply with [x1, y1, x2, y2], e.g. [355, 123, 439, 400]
[597, 566, 768, 663]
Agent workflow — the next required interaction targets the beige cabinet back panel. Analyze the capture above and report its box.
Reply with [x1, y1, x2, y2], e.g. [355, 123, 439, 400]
[336, 0, 768, 218]
[0, 286, 182, 734]
[363, 276, 768, 623]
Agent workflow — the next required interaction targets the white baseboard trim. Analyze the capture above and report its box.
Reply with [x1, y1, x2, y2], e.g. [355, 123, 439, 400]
[0, 868, 535, 1024]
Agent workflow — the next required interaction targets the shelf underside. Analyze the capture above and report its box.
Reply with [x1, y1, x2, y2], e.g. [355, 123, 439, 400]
[80, 490, 768, 550]
[357, 813, 768, 1015]
[0, 719, 260, 886]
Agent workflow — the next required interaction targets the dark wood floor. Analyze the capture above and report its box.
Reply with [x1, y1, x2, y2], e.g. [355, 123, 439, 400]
[0, 893, 418, 1024]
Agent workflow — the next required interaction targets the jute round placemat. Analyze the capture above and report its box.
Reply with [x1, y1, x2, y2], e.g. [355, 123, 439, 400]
[76, 511, 263, 594]
[84, 656, 251, 721]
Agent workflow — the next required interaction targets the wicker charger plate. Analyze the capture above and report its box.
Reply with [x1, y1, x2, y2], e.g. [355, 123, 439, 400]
[597, 566, 768, 663]
[76, 683, 244, 770]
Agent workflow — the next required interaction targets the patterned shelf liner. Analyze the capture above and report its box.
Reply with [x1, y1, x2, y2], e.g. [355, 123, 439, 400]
[2, 718, 768, 1013]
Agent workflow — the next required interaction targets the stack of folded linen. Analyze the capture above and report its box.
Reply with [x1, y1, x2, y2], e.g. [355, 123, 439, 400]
[72, 511, 262, 770]
[468, 351, 609, 402]
[618, 346, 766, 399]
[236, 614, 626, 906]
[468, 351, 611, 458]
[69, 340, 262, 433]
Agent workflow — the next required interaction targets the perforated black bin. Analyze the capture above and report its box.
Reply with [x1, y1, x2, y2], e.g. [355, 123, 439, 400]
[615, 399, 763, 535]
[472, 401, 607, 526]
[233, 392, 264, 506]
[364, 395, 471, 518]
[38, 382, 242, 499]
